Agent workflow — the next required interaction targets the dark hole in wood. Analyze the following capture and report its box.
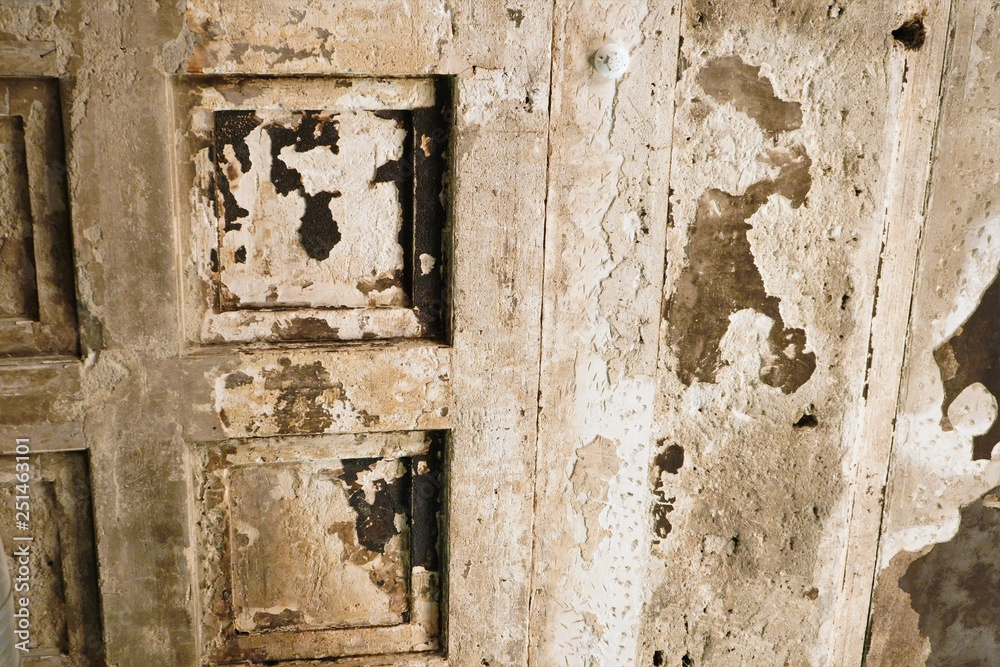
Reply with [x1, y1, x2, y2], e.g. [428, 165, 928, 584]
[892, 17, 926, 50]
[652, 650, 665, 666]
[793, 414, 819, 429]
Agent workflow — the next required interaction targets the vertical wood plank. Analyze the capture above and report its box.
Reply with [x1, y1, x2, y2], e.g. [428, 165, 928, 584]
[528, 1, 682, 664]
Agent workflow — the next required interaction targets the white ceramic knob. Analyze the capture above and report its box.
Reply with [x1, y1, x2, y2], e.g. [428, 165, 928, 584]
[593, 43, 630, 79]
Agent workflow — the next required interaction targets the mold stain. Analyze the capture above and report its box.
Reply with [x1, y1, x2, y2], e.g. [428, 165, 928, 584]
[665, 145, 816, 393]
[934, 273, 1000, 459]
[898, 486, 1000, 664]
[213, 110, 260, 231]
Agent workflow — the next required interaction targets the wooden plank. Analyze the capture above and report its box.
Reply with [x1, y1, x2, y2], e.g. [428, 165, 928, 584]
[863, 1, 1000, 663]
[826, 2, 954, 664]
[445, 65, 552, 667]
[642, 1, 926, 663]
[527, 1, 680, 664]
[211, 343, 452, 438]
[0, 41, 57, 76]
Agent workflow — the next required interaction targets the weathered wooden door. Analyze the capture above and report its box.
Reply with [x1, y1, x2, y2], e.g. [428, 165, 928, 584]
[0, 2, 551, 665]
[0, 0, 992, 666]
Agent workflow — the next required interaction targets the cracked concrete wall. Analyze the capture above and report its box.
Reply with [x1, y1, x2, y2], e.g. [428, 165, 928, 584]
[0, 0, 995, 665]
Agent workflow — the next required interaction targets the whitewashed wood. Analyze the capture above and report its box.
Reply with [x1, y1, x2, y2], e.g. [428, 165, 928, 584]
[827, 2, 954, 664]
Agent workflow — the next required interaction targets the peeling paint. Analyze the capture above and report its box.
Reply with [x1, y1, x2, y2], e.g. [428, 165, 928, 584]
[899, 486, 1000, 664]
[215, 108, 408, 309]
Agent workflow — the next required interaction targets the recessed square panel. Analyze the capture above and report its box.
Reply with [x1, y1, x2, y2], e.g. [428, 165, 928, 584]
[228, 457, 410, 632]
[215, 109, 410, 311]
[0, 451, 103, 663]
[174, 77, 451, 346]
[195, 432, 445, 664]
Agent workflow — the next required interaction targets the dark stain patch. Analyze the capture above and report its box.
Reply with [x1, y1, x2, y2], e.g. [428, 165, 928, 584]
[652, 650, 665, 666]
[665, 145, 816, 393]
[411, 434, 445, 570]
[892, 17, 926, 51]
[264, 111, 343, 261]
[260, 357, 336, 434]
[506, 7, 525, 27]
[223, 371, 253, 389]
[899, 486, 1000, 664]
[651, 442, 683, 541]
[252, 608, 304, 630]
[656, 444, 685, 474]
[793, 413, 819, 428]
[697, 56, 803, 135]
[271, 317, 340, 342]
[298, 190, 341, 261]
[233, 246, 246, 263]
[338, 458, 409, 554]
[213, 110, 260, 230]
[934, 273, 1000, 460]
[357, 270, 403, 297]
[357, 409, 380, 428]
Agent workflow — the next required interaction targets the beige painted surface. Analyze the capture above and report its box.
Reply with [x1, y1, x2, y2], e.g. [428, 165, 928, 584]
[0, 0, 995, 665]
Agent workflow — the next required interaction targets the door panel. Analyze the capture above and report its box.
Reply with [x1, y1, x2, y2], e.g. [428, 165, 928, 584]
[0, 1, 988, 666]
[0, 0, 550, 665]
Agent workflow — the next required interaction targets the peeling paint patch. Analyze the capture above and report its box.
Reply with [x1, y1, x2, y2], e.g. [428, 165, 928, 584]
[339, 457, 410, 554]
[213, 345, 452, 437]
[898, 486, 1000, 663]
[214, 108, 408, 309]
[570, 436, 615, 561]
[228, 458, 409, 631]
[666, 145, 816, 393]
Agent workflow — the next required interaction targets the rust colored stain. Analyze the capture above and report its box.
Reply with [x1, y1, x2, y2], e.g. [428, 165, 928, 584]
[665, 145, 816, 393]
[934, 275, 1000, 460]
[898, 486, 1000, 664]
[696, 56, 803, 135]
